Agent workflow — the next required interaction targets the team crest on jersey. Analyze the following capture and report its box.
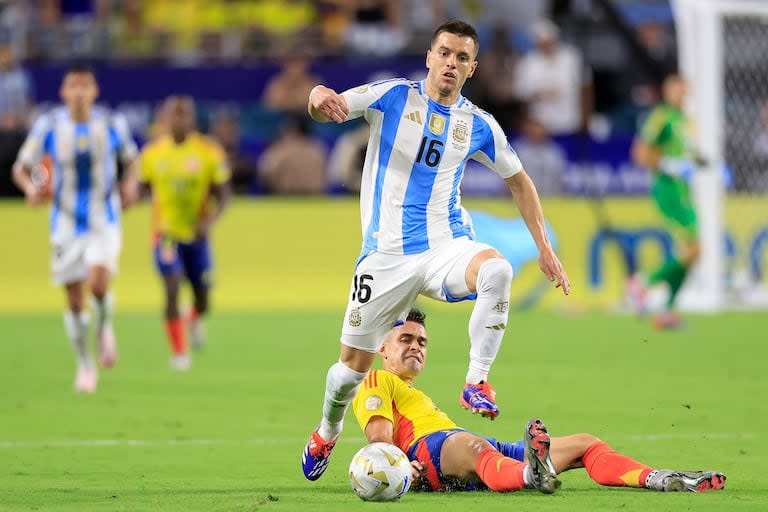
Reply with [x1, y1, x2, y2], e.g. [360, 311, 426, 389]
[452, 123, 468, 143]
[429, 113, 446, 135]
[186, 157, 201, 173]
[351, 85, 369, 94]
[76, 134, 89, 152]
[349, 308, 362, 327]
[365, 395, 383, 411]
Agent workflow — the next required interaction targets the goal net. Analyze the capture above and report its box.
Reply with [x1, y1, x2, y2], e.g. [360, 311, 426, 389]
[672, 0, 768, 310]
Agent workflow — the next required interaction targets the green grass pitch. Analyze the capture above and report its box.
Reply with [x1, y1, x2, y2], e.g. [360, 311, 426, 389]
[1, 309, 766, 511]
[1, 198, 766, 510]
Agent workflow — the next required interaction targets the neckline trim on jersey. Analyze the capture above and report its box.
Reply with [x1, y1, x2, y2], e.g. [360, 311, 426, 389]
[418, 80, 465, 109]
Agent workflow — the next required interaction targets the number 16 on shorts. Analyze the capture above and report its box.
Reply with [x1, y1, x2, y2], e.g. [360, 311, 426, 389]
[351, 274, 374, 304]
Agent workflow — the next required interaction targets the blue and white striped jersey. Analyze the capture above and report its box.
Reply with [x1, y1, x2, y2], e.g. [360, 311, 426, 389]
[342, 79, 523, 257]
[16, 106, 138, 241]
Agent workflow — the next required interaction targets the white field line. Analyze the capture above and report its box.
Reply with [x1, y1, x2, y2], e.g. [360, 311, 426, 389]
[0, 432, 759, 449]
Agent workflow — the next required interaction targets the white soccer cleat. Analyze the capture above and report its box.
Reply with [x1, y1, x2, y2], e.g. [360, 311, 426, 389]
[170, 354, 191, 371]
[74, 366, 98, 393]
[98, 325, 118, 369]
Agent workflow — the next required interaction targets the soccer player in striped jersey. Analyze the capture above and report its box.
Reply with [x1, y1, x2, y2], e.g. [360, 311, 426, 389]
[12, 64, 139, 393]
[302, 20, 570, 480]
[352, 309, 725, 494]
[138, 96, 231, 371]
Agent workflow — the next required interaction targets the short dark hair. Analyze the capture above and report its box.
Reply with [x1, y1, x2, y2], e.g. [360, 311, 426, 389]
[406, 308, 426, 326]
[65, 62, 96, 79]
[431, 20, 480, 55]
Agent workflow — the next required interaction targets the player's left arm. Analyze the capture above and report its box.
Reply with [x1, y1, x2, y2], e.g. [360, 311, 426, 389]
[112, 113, 141, 209]
[197, 142, 232, 238]
[471, 115, 570, 295]
[505, 171, 570, 295]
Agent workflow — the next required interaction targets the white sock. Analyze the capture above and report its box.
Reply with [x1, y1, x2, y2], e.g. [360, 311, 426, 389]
[523, 464, 533, 487]
[466, 259, 513, 384]
[64, 310, 92, 369]
[318, 361, 367, 441]
[91, 292, 114, 334]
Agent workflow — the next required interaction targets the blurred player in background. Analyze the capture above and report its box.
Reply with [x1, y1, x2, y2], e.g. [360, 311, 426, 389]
[138, 96, 231, 371]
[302, 20, 570, 481]
[629, 74, 700, 329]
[353, 309, 725, 494]
[12, 63, 139, 393]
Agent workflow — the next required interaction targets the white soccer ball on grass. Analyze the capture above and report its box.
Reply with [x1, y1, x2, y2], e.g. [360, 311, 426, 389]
[349, 442, 412, 501]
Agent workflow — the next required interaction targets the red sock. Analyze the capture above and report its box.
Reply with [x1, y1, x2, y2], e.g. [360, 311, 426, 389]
[475, 447, 526, 492]
[582, 441, 654, 488]
[188, 308, 199, 322]
[164, 317, 187, 355]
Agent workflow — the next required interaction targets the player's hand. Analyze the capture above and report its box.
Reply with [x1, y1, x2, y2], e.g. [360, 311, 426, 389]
[120, 179, 139, 210]
[309, 85, 349, 124]
[539, 247, 570, 296]
[410, 460, 425, 485]
[195, 219, 212, 239]
[24, 183, 45, 208]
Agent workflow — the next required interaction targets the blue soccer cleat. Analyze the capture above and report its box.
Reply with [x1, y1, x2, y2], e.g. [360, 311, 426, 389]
[460, 381, 499, 419]
[302, 429, 337, 481]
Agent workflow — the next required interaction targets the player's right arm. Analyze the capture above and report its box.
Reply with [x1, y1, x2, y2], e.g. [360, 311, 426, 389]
[309, 79, 408, 124]
[631, 109, 664, 171]
[308, 85, 350, 124]
[631, 107, 692, 179]
[12, 115, 51, 207]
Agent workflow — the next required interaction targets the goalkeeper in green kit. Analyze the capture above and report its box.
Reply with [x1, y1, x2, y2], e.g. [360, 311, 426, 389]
[628, 74, 702, 329]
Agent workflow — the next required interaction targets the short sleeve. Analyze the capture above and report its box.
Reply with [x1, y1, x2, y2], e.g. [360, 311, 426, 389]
[138, 145, 154, 183]
[352, 370, 396, 433]
[112, 113, 139, 163]
[15, 115, 51, 168]
[470, 113, 523, 179]
[640, 108, 666, 146]
[340, 79, 411, 121]
[208, 141, 231, 184]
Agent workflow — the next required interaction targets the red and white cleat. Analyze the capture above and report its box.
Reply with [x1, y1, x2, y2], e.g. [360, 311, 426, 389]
[651, 310, 682, 330]
[98, 325, 118, 369]
[74, 367, 98, 393]
[625, 275, 649, 316]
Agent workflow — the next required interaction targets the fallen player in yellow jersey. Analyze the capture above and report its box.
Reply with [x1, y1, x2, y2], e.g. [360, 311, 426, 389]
[352, 309, 726, 494]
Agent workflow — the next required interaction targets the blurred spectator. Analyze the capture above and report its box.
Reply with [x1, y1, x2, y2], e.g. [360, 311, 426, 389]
[0, 1, 31, 60]
[258, 114, 326, 195]
[343, 0, 407, 57]
[262, 56, 321, 114]
[209, 110, 257, 195]
[327, 123, 369, 194]
[244, 0, 319, 58]
[109, 0, 160, 60]
[0, 37, 32, 129]
[143, 0, 207, 64]
[514, 19, 592, 135]
[26, 0, 65, 60]
[468, 24, 524, 131]
[512, 116, 565, 196]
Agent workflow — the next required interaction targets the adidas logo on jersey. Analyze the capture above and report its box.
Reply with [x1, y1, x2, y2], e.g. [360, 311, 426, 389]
[403, 111, 423, 125]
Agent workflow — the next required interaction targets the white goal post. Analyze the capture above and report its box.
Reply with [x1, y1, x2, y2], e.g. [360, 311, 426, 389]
[672, 0, 768, 311]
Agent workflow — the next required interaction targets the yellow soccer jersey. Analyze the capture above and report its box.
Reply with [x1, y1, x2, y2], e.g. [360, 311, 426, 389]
[139, 133, 230, 242]
[352, 370, 458, 454]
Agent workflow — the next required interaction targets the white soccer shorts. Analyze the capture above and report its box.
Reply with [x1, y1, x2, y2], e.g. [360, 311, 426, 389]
[50, 227, 122, 285]
[340, 237, 493, 352]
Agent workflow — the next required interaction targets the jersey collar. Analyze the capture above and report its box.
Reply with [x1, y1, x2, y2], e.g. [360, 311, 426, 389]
[419, 80, 465, 110]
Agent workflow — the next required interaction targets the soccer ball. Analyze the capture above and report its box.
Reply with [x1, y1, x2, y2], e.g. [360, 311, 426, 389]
[349, 442, 412, 501]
